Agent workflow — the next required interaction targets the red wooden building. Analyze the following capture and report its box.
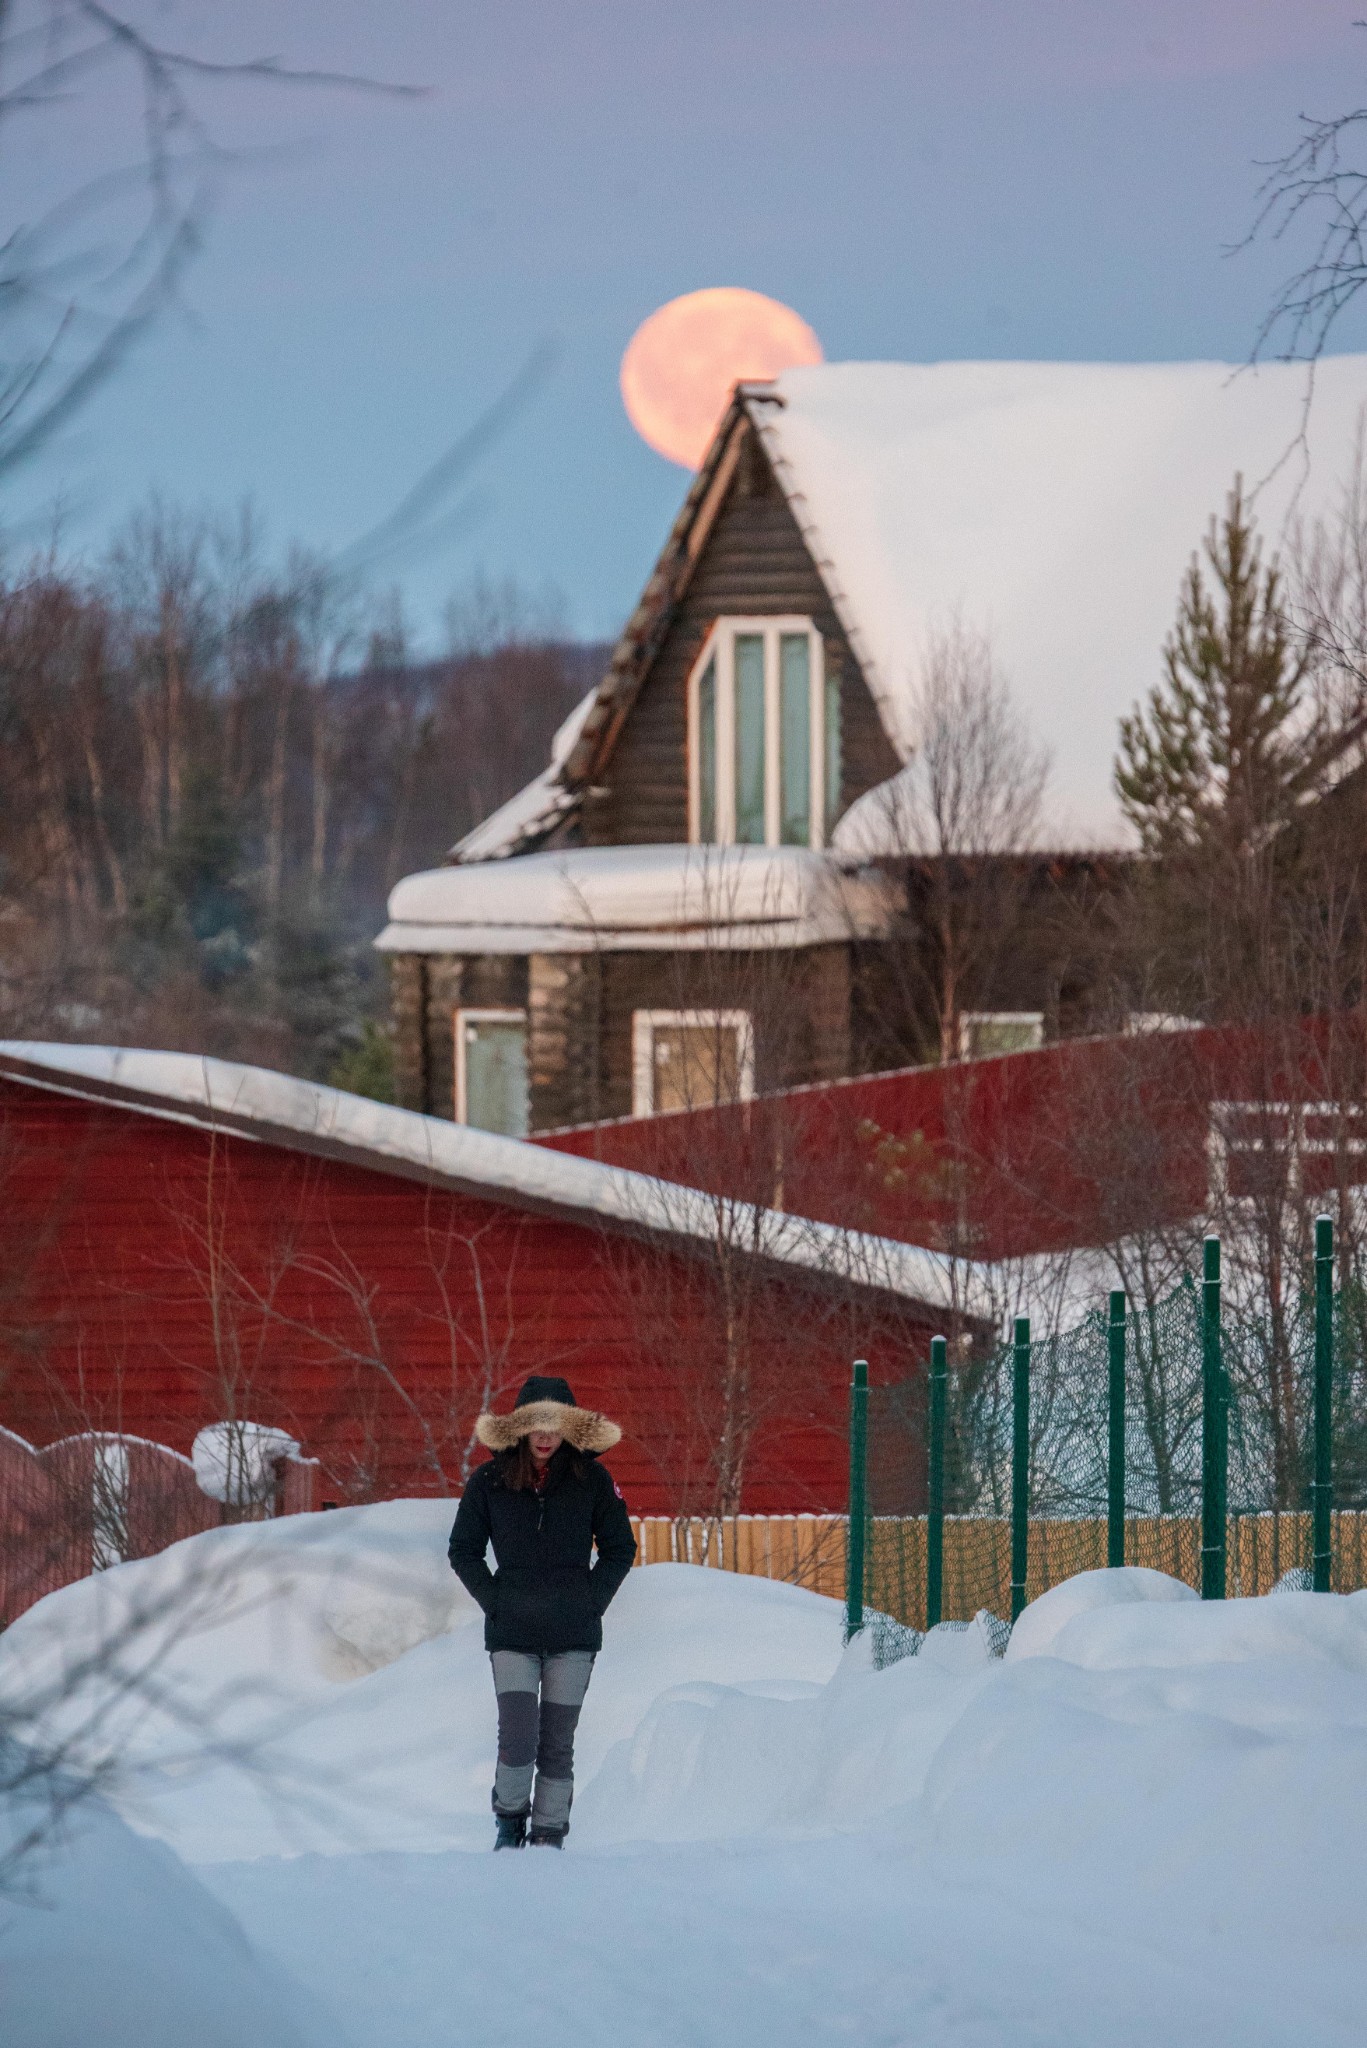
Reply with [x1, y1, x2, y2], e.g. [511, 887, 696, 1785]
[0, 1043, 965, 1520]
[541, 1018, 1367, 1259]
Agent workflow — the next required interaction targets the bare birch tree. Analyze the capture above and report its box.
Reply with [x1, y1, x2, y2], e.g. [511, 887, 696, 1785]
[850, 619, 1051, 1063]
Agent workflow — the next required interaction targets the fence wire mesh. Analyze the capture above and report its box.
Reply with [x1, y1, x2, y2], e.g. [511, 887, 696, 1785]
[861, 1259, 1367, 1633]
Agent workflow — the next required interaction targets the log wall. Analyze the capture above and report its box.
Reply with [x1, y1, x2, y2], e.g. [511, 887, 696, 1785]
[586, 422, 899, 847]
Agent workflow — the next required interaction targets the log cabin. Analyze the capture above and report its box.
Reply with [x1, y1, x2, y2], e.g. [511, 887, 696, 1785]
[378, 355, 1367, 1137]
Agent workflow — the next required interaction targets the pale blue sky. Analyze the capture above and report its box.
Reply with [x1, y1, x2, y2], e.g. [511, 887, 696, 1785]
[8, 1, 1366, 644]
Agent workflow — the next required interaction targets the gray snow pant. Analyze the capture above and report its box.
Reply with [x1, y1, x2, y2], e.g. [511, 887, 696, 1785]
[490, 1649, 595, 1834]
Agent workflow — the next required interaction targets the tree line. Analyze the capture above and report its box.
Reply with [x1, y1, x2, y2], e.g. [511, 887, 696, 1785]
[0, 506, 601, 1084]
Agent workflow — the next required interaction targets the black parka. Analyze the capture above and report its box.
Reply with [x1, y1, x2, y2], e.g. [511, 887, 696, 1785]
[447, 1445, 637, 1655]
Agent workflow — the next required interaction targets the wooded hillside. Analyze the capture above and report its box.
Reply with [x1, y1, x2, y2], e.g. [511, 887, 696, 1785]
[0, 515, 604, 1083]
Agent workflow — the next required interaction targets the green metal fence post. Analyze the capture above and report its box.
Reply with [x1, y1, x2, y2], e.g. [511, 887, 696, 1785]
[1201, 1236, 1227, 1600]
[1011, 1316, 1030, 1622]
[1107, 1289, 1127, 1569]
[926, 1336, 947, 1628]
[1313, 1213, 1335, 1594]
[845, 1359, 869, 1640]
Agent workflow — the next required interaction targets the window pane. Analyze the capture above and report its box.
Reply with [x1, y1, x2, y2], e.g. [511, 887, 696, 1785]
[733, 633, 766, 844]
[462, 1017, 529, 1136]
[697, 656, 716, 842]
[959, 1013, 1044, 1060]
[650, 1021, 744, 1112]
[823, 666, 842, 839]
[779, 633, 811, 845]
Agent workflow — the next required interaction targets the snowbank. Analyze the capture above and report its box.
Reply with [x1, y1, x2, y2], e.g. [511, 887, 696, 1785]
[0, 1783, 333, 2048]
[0, 1503, 845, 1860]
[6, 1514, 1367, 2046]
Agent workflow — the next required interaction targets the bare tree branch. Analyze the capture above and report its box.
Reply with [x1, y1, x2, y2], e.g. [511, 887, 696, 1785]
[0, 1, 419, 478]
[1242, 29, 1367, 364]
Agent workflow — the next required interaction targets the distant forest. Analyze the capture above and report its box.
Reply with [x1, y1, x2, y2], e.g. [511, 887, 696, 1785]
[0, 506, 608, 1089]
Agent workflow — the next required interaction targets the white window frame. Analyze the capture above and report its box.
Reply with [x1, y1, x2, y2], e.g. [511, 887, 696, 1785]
[957, 1011, 1045, 1061]
[1208, 1100, 1367, 1206]
[686, 617, 827, 849]
[454, 1006, 528, 1129]
[631, 1008, 756, 1117]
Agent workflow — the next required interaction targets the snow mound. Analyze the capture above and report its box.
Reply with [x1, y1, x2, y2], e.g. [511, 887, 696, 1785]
[7, 1504, 1367, 2045]
[0, 1516, 843, 1862]
[1006, 1564, 1198, 1661]
[0, 1780, 332, 2048]
[192, 1421, 300, 1505]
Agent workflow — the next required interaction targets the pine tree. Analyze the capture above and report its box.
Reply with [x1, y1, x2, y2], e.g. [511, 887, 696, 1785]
[1115, 479, 1318, 860]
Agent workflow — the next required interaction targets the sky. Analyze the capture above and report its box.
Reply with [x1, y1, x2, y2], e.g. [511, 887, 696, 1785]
[7, 0, 1367, 648]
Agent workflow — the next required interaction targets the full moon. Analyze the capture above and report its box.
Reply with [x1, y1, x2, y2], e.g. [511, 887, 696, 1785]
[620, 288, 824, 470]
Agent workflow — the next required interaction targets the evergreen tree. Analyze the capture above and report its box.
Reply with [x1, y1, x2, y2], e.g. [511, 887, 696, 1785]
[1116, 480, 1319, 860]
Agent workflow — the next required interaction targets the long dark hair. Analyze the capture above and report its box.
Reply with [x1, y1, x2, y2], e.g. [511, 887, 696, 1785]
[500, 1439, 587, 1491]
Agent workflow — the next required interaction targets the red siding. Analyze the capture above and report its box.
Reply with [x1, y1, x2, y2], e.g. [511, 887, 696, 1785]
[0, 1080, 934, 1517]
[541, 1021, 1367, 1259]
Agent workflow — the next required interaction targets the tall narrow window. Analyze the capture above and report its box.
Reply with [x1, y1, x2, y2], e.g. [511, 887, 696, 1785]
[733, 633, 766, 844]
[697, 656, 717, 842]
[823, 668, 842, 841]
[779, 632, 811, 845]
[688, 619, 832, 848]
[456, 1009, 529, 1137]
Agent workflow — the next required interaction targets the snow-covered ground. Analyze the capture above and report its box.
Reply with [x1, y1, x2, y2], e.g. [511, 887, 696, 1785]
[3, 1502, 1367, 2046]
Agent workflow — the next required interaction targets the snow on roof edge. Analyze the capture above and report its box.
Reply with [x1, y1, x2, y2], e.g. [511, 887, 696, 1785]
[449, 687, 598, 864]
[743, 383, 904, 761]
[0, 1043, 988, 1318]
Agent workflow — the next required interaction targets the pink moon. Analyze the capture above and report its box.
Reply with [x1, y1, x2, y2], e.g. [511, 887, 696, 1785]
[620, 288, 824, 470]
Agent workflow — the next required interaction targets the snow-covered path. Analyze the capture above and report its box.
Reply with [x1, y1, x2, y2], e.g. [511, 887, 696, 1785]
[4, 1503, 1367, 2046]
[202, 1824, 1360, 2048]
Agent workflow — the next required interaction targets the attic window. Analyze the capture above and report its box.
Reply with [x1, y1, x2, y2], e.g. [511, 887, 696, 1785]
[688, 619, 840, 848]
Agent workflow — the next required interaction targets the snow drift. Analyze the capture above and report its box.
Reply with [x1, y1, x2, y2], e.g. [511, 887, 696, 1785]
[0, 1782, 334, 2048]
[4, 1508, 1367, 2046]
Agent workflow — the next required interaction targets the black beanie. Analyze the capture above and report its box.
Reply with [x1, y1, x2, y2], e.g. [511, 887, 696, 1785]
[513, 1375, 577, 1409]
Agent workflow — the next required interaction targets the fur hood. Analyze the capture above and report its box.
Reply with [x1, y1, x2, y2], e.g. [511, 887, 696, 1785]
[474, 1375, 621, 1454]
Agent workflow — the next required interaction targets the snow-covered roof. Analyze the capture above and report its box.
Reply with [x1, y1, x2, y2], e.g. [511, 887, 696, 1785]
[375, 843, 898, 955]
[747, 356, 1367, 835]
[469, 356, 1367, 854]
[0, 1042, 983, 1314]
[449, 687, 596, 864]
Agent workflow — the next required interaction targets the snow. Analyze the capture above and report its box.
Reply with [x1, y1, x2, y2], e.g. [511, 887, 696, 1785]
[751, 356, 1367, 836]
[192, 1422, 300, 1505]
[0, 1041, 975, 1312]
[1003, 1563, 1199, 1661]
[375, 839, 898, 953]
[3, 1512, 1367, 2045]
[0, 1779, 334, 2048]
[449, 687, 597, 863]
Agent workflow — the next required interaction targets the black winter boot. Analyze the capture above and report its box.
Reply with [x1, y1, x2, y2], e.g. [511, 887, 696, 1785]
[494, 1813, 527, 1851]
[528, 1826, 565, 1849]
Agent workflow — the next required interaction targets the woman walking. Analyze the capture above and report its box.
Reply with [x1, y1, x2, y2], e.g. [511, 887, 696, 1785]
[448, 1374, 636, 1850]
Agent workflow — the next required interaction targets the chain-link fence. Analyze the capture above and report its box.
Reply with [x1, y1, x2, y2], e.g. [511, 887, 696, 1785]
[848, 1218, 1367, 1637]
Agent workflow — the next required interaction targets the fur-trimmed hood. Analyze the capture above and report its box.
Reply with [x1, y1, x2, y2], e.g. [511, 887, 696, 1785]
[474, 1375, 622, 1455]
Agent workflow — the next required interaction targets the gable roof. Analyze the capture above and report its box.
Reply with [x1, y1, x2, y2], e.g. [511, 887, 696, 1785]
[0, 1042, 983, 1315]
[454, 354, 1367, 857]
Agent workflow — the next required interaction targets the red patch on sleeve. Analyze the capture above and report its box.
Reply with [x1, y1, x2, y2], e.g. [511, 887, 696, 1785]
[613, 1481, 625, 1501]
